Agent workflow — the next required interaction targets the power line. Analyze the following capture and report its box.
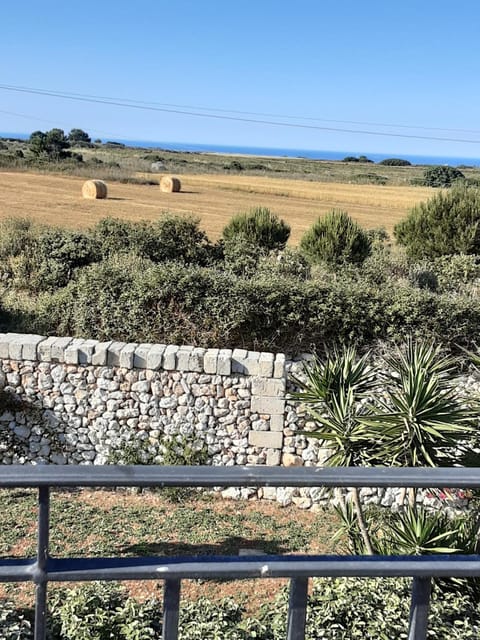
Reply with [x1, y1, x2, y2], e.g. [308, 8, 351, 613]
[1, 83, 480, 144]
[3, 83, 480, 135]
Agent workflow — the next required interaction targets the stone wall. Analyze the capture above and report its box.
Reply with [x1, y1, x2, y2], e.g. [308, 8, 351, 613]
[0, 333, 472, 510]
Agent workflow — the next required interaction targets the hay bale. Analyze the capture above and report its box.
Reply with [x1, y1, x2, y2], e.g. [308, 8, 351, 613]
[82, 179, 108, 199]
[160, 176, 181, 193]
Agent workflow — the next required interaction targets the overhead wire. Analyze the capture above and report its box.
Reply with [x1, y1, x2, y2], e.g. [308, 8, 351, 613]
[1, 83, 480, 144]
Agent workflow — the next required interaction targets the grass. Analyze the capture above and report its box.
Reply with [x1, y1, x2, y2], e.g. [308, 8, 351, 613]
[0, 488, 340, 612]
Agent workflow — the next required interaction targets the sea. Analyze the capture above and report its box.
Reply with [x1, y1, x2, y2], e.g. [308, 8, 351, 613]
[2, 131, 480, 167]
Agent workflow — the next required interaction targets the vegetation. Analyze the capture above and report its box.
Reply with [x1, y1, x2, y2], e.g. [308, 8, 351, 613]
[422, 164, 465, 187]
[299, 209, 372, 266]
[222, 206, 291, 251]
[394, 185, 480, 258]
[29, 128, 71, 160]
[379, 157, 412, 166]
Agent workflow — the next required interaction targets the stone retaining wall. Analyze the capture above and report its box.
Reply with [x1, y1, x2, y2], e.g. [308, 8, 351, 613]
[0, 333, 472, 510]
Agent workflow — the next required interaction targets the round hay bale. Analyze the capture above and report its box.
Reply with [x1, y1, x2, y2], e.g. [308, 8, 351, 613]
[160, 176, 181, 193]
[82, 179, 108, 199]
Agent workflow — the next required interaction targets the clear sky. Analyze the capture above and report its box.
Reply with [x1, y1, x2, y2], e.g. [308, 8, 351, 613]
[2, 0, 480, 157]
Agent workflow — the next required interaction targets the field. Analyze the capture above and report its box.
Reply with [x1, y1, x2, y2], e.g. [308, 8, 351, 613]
[0, 170, 434, 243]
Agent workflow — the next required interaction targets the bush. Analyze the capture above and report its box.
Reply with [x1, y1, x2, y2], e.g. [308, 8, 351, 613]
[432, 254, 480, 292]
[300, 210, 372, 266]
[257, 248, 311, 281]
[394, 186, 480, 258]
[422, 165, 465, 187]
[222, 207, 290, 251]
[379, 157, 412, 166]
[92, 214, 214, 265]
[259, 578, 480, 639]
[408, 263, 439, 291]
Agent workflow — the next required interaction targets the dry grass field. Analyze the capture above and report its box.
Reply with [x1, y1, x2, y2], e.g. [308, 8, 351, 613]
[0, 170, 434, 243]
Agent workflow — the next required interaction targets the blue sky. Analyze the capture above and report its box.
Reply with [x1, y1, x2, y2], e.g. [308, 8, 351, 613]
[2, 0, 480, 157]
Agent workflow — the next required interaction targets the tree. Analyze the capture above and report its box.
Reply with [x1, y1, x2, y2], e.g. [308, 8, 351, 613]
[29, 128, 70, 159]
[394, 185, 480, 258]
[422, 165, 465, 187]
[68, 128, 91, 144]
[299, 210, 371, 266]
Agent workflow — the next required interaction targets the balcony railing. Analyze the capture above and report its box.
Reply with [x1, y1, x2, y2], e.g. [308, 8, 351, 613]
[1, 465, 480, 640]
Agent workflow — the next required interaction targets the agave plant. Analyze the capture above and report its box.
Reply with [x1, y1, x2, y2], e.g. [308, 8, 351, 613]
[292, 347, 379, 553]
[362, 339, 477, 472]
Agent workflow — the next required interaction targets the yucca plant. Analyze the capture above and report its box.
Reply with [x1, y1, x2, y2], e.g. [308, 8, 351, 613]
[291, 339, 480, 558]
[362, 340, 478, 509]
[292, 347, 378, 553]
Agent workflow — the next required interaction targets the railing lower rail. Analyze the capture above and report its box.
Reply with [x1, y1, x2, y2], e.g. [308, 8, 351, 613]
[1, 465, 480, 640]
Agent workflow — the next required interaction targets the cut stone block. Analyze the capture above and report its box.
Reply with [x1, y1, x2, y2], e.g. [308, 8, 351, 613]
[251, 396, 285, 415]
[64, 339, 87, 365]
[273, 353, 286, 378]
[120, 343, 137, 369]
[217, 349, 232, 375]
[177, 345, 193, 371]
[133, 344, 153, 369]
[266, 449, 282, 466]
[251, 377, 286, 397]
[258, 352, 274, 378]
[107, 342, 127, 367]
[78, 339, 99, 365]
[204, 348, 219, 374]
[248, 430, 283, 449]
[189, 347, 205, 372]
[232, 348, 248, 373]
[92, 342, 113, 366]
[146, 344, 165, 370]
[270, 414, 285, 432]
[50, 337, 74, 363]
[163, 345, 178, 370]
[37, 336, 58, 362]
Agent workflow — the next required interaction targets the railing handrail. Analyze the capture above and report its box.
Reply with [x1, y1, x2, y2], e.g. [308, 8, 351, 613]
[3, 465, 480, 640]
[1, 464, 480, 488]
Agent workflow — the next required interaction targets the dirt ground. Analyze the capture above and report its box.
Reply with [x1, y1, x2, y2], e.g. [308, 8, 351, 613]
[0, 171, 433, 243]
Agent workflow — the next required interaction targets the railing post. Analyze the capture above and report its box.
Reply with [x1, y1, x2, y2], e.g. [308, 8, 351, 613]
[286, 577, 308, 640]
[34, 486, 50, 640]
[162, 579, 181, 640]
[408, 576, 431, 640]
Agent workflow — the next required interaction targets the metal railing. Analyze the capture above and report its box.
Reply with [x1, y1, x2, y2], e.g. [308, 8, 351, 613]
[1, 465, 480, 640]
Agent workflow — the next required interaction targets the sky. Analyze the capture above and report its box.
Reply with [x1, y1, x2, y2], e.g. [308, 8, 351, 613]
[2, 0, 480, 158]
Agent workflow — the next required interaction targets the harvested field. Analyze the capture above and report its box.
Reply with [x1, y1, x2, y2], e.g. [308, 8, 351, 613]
[0, 171, 434, 243]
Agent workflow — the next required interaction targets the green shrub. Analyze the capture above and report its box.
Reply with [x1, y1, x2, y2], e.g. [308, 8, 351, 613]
[431, 254, 480, 292]
[48, 583, 161, 640]
[0, 220, 98, 291]
[379, 157, 412, 166]
[422, 165, 465, 187]
[394, 186, 480, 258]
[300, 210, 372, 266]
[260, 578, 480, 639]
[92, 214, 213, 265]
[257, 248, 311, 281]
[222, 233, 264, 277]
[222, 207, 290, 251]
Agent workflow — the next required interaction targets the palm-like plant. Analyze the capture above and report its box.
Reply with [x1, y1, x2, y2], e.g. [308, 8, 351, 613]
[292, 347, 378, 553]
[362, 340, 477, 505]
